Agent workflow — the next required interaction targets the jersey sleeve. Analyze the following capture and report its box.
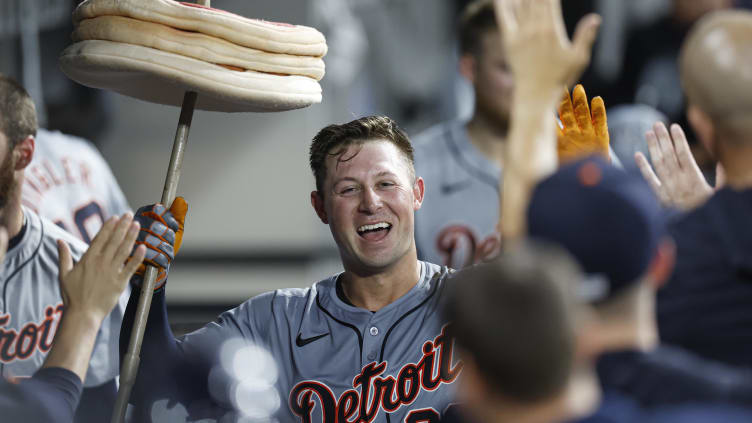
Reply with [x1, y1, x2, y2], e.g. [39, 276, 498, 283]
[178, 301, 259, 360]
[121, 286, 263, 419]
[0, 367, 83, 423]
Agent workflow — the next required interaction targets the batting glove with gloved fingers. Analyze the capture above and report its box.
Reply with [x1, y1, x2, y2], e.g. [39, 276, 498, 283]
[557, 84, 610, 164]
[129, 196, 187, 291]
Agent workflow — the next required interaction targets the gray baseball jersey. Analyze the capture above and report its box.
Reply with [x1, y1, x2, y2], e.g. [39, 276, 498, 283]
[0, 207, 126, 387]
[22, 129, 131, 244]
[179, 261, 459, 422]
[413, 121, 502, 269]
[413, 120, 622, 269]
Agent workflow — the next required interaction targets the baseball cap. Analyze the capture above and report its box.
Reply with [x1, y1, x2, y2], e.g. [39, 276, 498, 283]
[527, 156, 666, 302]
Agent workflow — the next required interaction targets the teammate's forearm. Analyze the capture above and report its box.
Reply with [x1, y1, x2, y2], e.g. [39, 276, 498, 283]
[42, 308, 103, 382]
[500, 85, 560, 243]
[1, 368, 84, 423]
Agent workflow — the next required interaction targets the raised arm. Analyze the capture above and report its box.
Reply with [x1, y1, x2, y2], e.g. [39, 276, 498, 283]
[494, 0, 600, 243]
[117, 198, 210, 413]
[48, 214, 144, 381]
[0, 214, 144, 423]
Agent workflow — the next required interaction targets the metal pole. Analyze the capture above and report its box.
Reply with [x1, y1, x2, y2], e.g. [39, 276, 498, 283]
[111, 91, 198, 423]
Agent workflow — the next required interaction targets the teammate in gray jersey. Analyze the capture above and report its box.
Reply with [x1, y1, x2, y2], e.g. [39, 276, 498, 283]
[0, 74, 126, 422]
[123, 116, 463, 422]
[22, 128, 131, 244]
[413, 0, 618, 269]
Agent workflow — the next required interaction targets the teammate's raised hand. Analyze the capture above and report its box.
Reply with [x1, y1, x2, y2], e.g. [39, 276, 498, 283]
[130, 197, 188, 291]
[557, 84, 610, 164]
[495, 0, 601, 243]
[635, 122, 719, 211]
[494, 0, 600, 92]
[57, 213, 146, 321]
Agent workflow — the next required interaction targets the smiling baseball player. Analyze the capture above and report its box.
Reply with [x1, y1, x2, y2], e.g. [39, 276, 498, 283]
[124, 117, 461, 422]
[120, 2, 601, 421]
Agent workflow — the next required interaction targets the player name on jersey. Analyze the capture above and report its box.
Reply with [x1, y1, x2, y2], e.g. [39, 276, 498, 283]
[289, 325, 461, 422]
[25, 157, 93, 197]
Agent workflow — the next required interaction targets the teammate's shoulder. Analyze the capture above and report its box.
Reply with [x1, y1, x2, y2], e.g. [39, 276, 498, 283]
[37, 128, 94, 149]
[411, 121, 461, 152]
[36, 129, 103, 160]
[422, 261, 454, 284]
[36, 212, 88, 256]
[248, 278, 332, 310]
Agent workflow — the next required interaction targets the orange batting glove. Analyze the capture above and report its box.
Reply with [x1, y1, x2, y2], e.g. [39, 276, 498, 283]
[129, 196, 188, 291]
[557, 84, 610, 164]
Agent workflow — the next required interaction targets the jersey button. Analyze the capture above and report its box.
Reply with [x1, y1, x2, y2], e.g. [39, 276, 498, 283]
[367, 353, 376, 361]
[369, 326, 379, 336]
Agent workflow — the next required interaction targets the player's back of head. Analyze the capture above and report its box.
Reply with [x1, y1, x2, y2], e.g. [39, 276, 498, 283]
[0, 74, 37, 148]
[680, 10, 752, 143]
[444, 241, 580, 404]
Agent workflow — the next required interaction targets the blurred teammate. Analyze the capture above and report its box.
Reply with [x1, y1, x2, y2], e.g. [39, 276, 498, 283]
[443, 242, 583, 423]
[0, 215, 144, 423]
[634, 10, 752, 367]
[0, 74, 125, 422]
[412, 0, 611, 268]
[22, 128, 130, 244]
[491, 1, 752, 420]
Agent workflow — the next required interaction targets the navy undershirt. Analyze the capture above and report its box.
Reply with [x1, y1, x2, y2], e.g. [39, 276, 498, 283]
[335, 276, 376, 313]
[7, 220, 27, 251]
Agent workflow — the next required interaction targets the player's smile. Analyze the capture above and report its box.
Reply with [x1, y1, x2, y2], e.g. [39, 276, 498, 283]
[356, 221, 392, 242]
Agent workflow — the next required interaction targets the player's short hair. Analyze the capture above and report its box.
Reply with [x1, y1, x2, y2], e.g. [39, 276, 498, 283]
[444, 241, 580, 402]
[309, 115, 414, 194]
[459, 0, 498, 57]
[0, 75, 37, 149]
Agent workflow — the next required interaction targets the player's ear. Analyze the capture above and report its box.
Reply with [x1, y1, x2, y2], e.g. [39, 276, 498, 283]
[13, 135, 35, 170]
[458, 54, 477, 84]
[412, 177, 424, 210]
[687, 105, 715, 159]
[311, 191, 328, 224]
[646, 237, 676, 289]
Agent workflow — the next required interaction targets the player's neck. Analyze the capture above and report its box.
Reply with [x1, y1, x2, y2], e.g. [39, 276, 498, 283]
[340, 252, 421, 312]
[719, 141, 752, 190]
[0, 184, 24, 239]
[466, 112, 507, 168]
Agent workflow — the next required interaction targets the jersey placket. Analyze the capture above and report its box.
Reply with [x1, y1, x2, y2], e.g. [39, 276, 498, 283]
[363, 317, 381, 364]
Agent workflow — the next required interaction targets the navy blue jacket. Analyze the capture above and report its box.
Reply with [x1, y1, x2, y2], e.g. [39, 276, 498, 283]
[658, 188, 752, 367]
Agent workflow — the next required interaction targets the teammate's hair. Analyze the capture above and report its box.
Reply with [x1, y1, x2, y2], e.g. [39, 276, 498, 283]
[444, 241, 580, 402]
[459, 0, 498, 57]
[309, 116, 414, 194]
[0, 75, 37, 149]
